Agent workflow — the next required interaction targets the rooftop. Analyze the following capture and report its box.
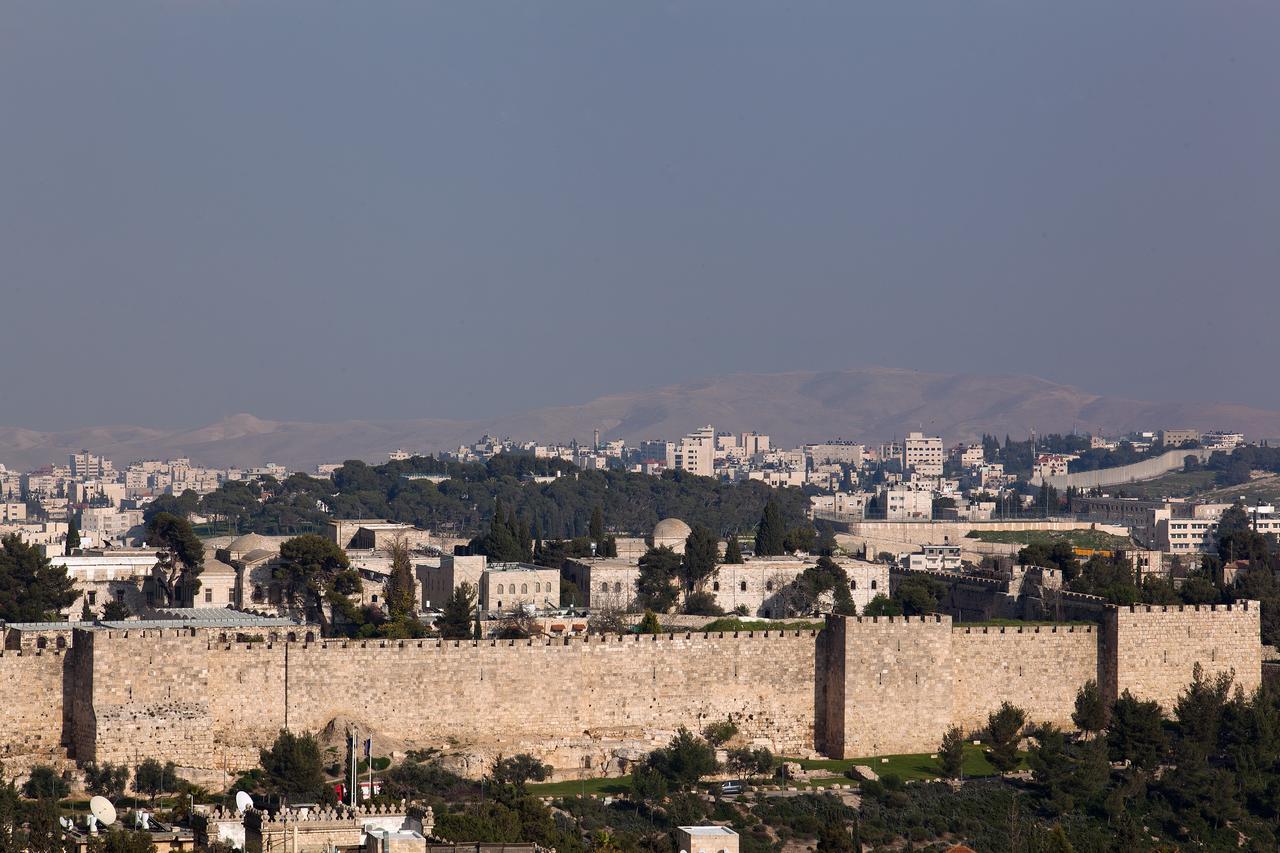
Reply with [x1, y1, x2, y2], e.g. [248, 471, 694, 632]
[679, 826, 738, 836]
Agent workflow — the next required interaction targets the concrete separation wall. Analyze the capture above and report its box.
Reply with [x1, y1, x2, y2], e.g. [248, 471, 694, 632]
[1036, 448, 1215, 490]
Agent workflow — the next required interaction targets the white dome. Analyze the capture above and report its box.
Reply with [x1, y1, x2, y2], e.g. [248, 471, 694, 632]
[653, 518, 692, 541]
[227, 533, 274, 554]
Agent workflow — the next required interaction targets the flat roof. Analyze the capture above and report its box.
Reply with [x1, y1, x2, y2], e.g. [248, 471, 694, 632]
[678, 826, 737, 836]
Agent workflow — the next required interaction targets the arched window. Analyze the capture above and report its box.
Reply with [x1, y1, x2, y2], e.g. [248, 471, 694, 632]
[766, 581, 774, 591]
[740, 581, 747, 592]
[534, 582, 541, 593]
[850, 579, 857, 590]
[712, 581, 720, 592]
[497, 584, 504, 595]
[305, 631, 316, 642]
[614, 582, 622, 593]
[36, 637, 47, 649]
[521, 584, 528, 594]
[870, 579, 878, 590]
[600, 582, 608, 592]
[56, 636, 67, 650]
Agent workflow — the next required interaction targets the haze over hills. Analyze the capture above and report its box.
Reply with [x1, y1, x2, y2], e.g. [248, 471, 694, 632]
[3, 367, 1280, 471]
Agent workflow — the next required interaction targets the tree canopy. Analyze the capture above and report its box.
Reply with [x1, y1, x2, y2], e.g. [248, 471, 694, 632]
[0, 535, 76, 622]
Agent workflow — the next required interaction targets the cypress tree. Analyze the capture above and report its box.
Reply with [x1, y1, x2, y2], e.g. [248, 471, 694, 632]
[754, 498, 786, 556]
[589, 506, 605, 543]
[723, 537, 744, 564]
[65, 518, 81, 556]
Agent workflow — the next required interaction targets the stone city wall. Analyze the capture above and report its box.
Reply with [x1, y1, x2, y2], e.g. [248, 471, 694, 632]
[0, 649, 66, 764]
[54, 603, 1265, 777]
[1104, 602, 1261, 710]
[950, 624, 1099, 733]
[74, 628, 819, 774]
[817, 606, 1257, 759]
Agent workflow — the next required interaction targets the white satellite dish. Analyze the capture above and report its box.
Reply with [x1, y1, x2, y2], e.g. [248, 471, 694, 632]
[90, 796, 117, 827]
[235, 791, 254, 813]
[59, 817, 73, 830]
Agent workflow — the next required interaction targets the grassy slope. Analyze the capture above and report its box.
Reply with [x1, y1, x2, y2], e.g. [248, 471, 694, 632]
[965, 529, 1132, 550]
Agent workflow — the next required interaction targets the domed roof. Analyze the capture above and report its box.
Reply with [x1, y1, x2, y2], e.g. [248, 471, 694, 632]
[200, 557, 237, 575]
[653, 518, 692, 540]
[227, 532, 274, 554]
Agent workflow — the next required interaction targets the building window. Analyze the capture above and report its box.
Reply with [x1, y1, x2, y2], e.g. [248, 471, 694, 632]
[850, 579, 857, 590]
[88, 592, 97, 606]
[614, 582, 621, 593]
[204, 589, 212, 603]
[534, 582, 541, 593]
[870, 579, 878, 590]
[521, 584, 528, 594]
[740, 581, 747, 592]
[497, 584, 504, 594]
[712, 581, 720, 592]
[766, 581, 774, 591]
[601, 582, 608, 592]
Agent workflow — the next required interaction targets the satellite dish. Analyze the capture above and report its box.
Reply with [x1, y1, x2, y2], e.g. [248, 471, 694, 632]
[59, 817, 73, 829]
[90, 796, 117, 827]
[235, 791, 254, 813]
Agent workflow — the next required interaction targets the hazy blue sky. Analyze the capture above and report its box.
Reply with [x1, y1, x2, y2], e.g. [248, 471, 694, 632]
[2, 1, 1277, 430]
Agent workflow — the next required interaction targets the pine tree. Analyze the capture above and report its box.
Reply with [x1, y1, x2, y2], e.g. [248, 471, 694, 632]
[723, 537, 744, 564]
[754, 498, 786, 556]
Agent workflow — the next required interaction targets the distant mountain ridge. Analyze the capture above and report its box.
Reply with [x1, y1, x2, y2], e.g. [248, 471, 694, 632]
[3, 366, 1280, 471]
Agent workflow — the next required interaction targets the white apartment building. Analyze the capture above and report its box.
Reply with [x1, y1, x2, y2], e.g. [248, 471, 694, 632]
[879, 485, 934, 520]
[1031, 453, 1073, 481]
[806, 442, 864, 466]
[906, 544, 962, 572]
[810, 492, 867, 521]
[734, 432, 768, 459]
[78, 506, 145, 545]
[1157, 504, 1280, 555]
[674, 426, 716, 477]
[69, 451, 112, 480]
[953, 444, 985, 468]
[902, 431, 944, 477]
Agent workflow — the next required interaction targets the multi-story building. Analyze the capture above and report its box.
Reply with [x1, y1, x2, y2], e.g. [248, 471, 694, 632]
[674, 426, 716, 477]
[69, 451, 112, 480]
[810, 492, 867, 521]
[1203, 431, 1245, 450]
[1031, 453, 1073, 481]
[638, 440, 677, 468]
[1158, 429, 1200, 448]
[905, 544, 963, 572]
[902, 431, 944, 477]
[878, 485, 934, 520]
[952, 444, 985, 468]
[805, 442, 864, 466]
[740, 432, 770, 458]
[1156, 504, 1280, 555]
[418, 554, 560, 614]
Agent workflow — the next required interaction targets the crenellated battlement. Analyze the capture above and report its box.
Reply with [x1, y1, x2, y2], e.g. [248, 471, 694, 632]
[201, 629, 821, 653]
[6, 601, 1258, 778]
[1122, 600, 1256, 614]
[953, 623, 1095, 635]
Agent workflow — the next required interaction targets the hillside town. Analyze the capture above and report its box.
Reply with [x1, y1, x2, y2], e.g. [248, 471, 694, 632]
[2, 420, 1279, 852]
[5, 0, 1278, 849]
